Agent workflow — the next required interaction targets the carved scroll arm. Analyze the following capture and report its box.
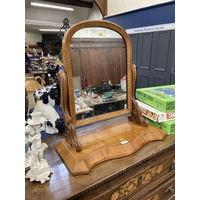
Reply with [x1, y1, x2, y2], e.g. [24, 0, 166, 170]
[58, 70, 82, 151]
[128, 65, 149, 127]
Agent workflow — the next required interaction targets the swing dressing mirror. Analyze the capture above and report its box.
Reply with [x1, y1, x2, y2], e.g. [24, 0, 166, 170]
[56, 20, 166, 175]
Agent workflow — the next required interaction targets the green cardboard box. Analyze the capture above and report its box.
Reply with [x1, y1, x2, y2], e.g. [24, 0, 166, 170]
[145, 117, 175, 135]
[136, 84, 175, 112]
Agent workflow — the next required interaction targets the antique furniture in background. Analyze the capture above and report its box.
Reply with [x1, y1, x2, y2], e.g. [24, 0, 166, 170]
[55, 20, 166, 175]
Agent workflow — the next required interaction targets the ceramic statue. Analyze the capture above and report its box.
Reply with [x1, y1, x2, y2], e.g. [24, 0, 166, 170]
[25, 111, 53, 184]
[33, 91, 60, 134]
[33, 86, 65, 134]
[25, 131, 31, 170]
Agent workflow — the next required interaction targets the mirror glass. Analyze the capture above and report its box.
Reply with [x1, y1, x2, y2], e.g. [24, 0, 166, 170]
[61, 21, 133, 127]
[70, 27, 127, 121]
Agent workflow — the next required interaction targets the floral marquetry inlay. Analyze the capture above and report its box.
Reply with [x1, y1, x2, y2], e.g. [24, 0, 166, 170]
[111, 164, 163, 200]
[142, 164, 163, 184]
[111, 178, 138, 200]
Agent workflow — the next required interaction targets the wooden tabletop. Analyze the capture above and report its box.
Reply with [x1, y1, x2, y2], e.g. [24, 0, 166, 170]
[25, 115, 175, 200]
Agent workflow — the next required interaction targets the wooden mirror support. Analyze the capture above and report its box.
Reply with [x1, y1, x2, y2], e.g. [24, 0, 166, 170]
[56, 20, 166, 175]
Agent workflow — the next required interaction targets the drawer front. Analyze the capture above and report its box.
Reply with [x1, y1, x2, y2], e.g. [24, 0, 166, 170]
[128, 172, 175, 200]
[69, 147, 175, 200]
[142, 175, 175, 200]
[110, 151, 175, 200]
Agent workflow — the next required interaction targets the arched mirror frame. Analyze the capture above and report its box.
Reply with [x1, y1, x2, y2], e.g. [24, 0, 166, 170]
[61, 20, 133, 127]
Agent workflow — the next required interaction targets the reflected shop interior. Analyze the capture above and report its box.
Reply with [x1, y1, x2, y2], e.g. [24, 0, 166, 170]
[70, 27, 127, 121]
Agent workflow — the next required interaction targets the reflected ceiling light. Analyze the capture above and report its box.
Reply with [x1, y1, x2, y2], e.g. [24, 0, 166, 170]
[39, 28, 65, 32]
[31, 1, 74, 11]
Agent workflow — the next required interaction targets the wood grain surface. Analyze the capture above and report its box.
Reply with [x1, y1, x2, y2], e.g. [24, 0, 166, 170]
[56, 115, 166, 175]
[25, 115, 174, 200]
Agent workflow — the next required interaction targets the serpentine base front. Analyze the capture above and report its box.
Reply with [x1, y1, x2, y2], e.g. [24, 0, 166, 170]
[55, 121, 166, 175]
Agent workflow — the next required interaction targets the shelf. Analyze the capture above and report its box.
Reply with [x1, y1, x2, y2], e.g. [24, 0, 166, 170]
[26, 44, 43, 55]
[28, 52, 42, 55]
[28, 44, 42, 48]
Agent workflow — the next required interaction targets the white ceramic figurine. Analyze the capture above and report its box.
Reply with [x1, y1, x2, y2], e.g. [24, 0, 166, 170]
[25, 111, 53, 184]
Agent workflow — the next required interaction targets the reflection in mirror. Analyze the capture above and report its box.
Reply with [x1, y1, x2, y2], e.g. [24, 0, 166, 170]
[70, 27, 127, 121]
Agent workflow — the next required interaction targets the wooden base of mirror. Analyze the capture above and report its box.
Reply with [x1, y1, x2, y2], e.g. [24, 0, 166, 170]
[55, 120, 166, 175]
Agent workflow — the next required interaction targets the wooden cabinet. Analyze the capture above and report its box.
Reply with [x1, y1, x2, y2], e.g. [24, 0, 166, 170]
[25, 115, 175, 200]
[116, 152, 175, 200]
[73, 139, 175, 200]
